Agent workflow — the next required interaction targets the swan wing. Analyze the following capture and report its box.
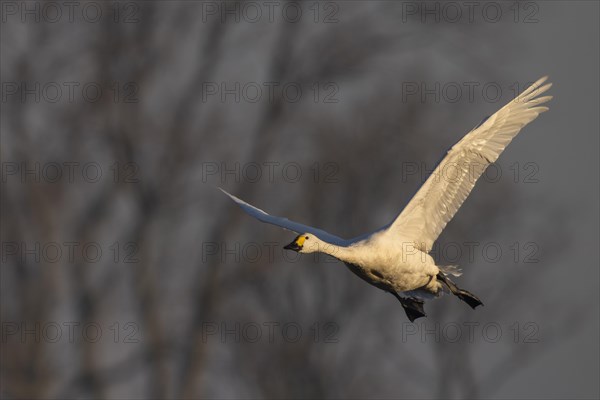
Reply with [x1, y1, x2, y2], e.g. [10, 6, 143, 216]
[220, 188, 349, 246]
[386, 76, 552, 252]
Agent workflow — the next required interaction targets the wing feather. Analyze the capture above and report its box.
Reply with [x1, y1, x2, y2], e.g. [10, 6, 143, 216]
[386, 76, 552, 252]
[219, 188, 349, 246]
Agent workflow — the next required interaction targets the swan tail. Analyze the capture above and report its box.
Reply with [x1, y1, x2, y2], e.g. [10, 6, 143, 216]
[439, 265, 462, 277]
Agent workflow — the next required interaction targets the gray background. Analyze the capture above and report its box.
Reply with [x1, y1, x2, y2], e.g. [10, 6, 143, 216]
[1, 1, 598, 399]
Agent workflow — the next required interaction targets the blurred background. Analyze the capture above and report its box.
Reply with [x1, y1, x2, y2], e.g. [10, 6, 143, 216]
[1, 1, 598, 399]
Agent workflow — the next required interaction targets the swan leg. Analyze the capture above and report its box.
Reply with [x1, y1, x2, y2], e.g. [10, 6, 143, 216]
[436, 273, 483, 309]
[391, 292, 427, 322]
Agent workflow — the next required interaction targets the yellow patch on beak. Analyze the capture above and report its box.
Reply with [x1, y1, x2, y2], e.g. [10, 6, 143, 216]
[284, 235, 307, 251]
[295, 236, 306, 246]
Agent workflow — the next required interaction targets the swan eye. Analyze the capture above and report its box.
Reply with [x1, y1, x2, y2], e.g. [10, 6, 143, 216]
[305, 236, 309, 240]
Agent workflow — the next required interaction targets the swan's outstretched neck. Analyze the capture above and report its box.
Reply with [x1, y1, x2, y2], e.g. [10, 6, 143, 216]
[314, 238, 354, 262]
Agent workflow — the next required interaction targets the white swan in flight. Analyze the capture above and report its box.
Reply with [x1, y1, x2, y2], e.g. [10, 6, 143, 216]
[221, 76, 552, 321]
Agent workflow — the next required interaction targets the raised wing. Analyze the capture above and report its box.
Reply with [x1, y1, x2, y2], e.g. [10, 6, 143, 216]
[386, 76, 552, 252]
[219, 188, 350, 246]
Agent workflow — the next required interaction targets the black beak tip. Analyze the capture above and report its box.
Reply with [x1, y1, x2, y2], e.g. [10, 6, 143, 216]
[284, 242, 300, 251]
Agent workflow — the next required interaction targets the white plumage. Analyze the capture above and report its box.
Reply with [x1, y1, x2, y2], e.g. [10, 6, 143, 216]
[221, 76, 552, 321]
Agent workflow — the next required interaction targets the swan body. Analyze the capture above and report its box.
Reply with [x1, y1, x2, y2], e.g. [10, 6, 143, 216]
[220, 76, 552, 321]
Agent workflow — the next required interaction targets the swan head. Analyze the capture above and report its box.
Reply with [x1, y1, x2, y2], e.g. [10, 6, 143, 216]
[284, 233, 322, 254]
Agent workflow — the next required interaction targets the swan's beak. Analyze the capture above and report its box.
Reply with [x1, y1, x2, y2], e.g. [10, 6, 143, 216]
[284, 240, 302, 252]
[284, 235, 305, 252]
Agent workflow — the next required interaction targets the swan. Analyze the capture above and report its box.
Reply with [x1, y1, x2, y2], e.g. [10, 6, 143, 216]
[220, 76, 552, 321]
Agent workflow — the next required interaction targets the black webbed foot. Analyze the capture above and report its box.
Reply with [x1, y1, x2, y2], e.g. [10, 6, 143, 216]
[456, 289, 483, 309]
[436, 272, 483, 309]
[392, 293, 427, 322]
